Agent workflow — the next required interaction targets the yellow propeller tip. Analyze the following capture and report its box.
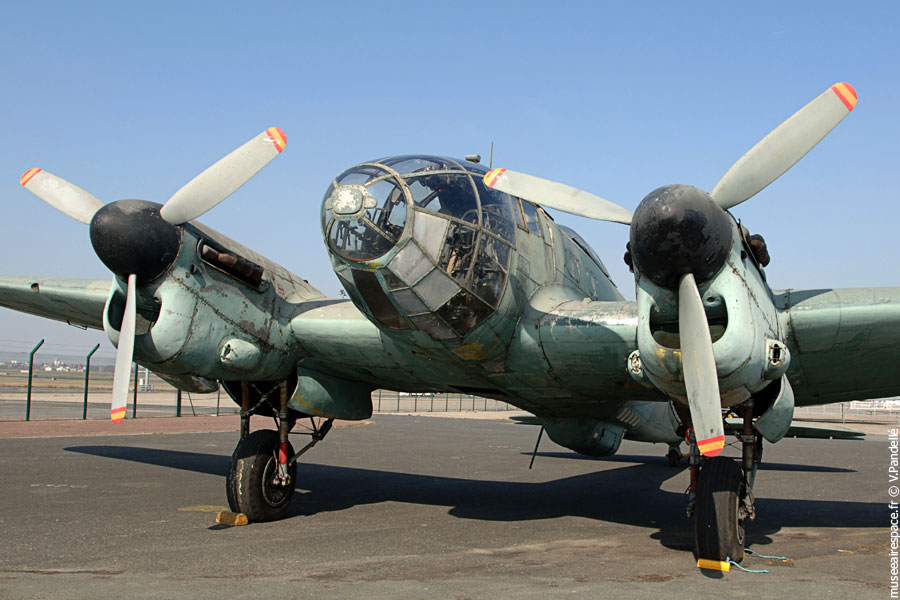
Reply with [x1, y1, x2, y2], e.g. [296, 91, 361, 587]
[20, 168, 41, 187]
[831, 82, 857, 111]
[266, 127, 286, 153]
[483, 168, 506, 188]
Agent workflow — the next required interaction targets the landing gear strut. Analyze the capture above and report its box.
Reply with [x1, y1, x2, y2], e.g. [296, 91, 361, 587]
[225, 380, 334, 522]
[688, 404, 761, 563]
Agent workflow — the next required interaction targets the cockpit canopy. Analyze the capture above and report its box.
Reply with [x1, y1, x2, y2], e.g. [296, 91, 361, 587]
[321, 155, 517, 340]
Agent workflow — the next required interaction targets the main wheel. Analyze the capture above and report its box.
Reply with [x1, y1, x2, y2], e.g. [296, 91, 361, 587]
[226, 430, 297, 522]
[694, 456, 746, 562]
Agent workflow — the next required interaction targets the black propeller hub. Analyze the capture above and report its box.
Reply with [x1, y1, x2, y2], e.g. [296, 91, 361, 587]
[89, 200, 181, 282]
[629, 184, 733, 289]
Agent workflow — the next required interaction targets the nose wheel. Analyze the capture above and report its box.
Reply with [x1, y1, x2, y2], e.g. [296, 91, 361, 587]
[226, 429, 297, 522]
[688, 408, 760, 564]
[694, 456, 747, 562]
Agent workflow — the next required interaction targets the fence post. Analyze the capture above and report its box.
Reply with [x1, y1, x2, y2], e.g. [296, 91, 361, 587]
[82, 344, 100, 420]
[25, 339, 44, 421]
[132, 362, 138, 418]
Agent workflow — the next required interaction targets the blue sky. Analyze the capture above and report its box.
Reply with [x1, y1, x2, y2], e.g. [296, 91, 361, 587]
[0, 0, 897, 359]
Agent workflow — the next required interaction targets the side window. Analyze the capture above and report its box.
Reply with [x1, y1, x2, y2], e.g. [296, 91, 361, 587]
[514, 198, 527, 230]
[538, 208, 553, 246]
[520, 201, 542, 236]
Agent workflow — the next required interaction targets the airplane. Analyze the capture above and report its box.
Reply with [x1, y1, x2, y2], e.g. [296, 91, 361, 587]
[1, 82, 898, 567]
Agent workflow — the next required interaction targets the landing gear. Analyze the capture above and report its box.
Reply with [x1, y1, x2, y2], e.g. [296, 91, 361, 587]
[227, 429, 297, 521]
[666, 443, 683, 467]
[224, 378, 334, 523]
[694, 456, 746, 562]
[688, 405, 761, 563]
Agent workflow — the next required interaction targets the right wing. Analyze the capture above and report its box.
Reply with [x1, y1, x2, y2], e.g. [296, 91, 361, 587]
[779, 287, 900, 405]
[0, 276, 111, 330]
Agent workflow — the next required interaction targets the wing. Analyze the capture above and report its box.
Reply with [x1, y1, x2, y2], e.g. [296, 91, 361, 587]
[0, 276, 111, 330]
[779, 287, 900, 405]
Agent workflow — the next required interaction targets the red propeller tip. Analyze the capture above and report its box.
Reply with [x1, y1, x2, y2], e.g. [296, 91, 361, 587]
[483, 168, 506, 188]
[697, 434, 725, 457]
[831, 82, 857, 111]
[266, 127, 287, 153]
[20, 168, 41, 187]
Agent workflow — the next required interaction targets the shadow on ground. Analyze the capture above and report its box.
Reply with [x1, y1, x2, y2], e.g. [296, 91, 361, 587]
[66, 443, 880, 557]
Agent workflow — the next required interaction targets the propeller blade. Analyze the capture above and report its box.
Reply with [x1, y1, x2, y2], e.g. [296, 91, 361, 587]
[20, 168, 104, 224]
[110, 273, 137, 423]
[710, 82, 857, 209]
[484, 168, 633, 225]
[678, 273, 724, 457]
[160, 127, 287, 225]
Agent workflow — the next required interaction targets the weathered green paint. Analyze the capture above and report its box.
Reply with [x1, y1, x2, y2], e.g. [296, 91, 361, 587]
[289, 366, 373, 420]
[754, 375, 795, 443]
[2, 154, 900, 459]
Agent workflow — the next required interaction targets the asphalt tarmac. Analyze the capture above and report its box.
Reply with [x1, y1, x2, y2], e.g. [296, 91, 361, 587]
[0, 414, 891, 599]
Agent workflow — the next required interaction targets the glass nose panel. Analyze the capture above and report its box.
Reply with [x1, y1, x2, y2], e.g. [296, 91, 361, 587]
[324, 165, 409, 262]
[406, 173, 479, 225]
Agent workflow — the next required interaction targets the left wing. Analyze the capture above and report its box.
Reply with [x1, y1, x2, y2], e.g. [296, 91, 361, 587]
[0, 276, 110, 329]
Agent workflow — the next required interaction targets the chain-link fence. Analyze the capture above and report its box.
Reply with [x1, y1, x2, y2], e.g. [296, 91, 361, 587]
[1, 348, 895, 422]
[0, 362, 512, 421]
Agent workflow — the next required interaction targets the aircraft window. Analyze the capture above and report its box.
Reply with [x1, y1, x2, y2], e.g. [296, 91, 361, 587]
[406, 173, 479, 225]
[350, 269, 409, 330]
[328, 219, 395, 261]
[538, 208, 554, 246]
[439, 223, 477, 285]
[380, 269, 407, 291]
[324, 168, 408, 262]
[520, 201, 542, 235]
[366, 179, 407, 240]
[392, 288, 430, 316]
[320, 182, 335, 234]
[414, 268, 460, 310]
[559, 225, 609, 276]
[383, 156, 458, 175]
[472, 177, 515, 243]
[513, 199, 527, 230]
[389, 241, 433, 286]
[437, 290, 493, 336]
[470, 236, 510, 307]
[409, 313, 458, 341]
[336, 165, 384, 186]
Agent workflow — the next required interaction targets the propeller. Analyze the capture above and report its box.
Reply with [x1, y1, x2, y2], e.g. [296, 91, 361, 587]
[710, 82, 857, 209]
[483, 168, 633, 224]
[483, 83, 856, 223]
[20, 168, 104, 224]
[483, 83, 857, 453]
[21, 126, 287, 227]
[160, 127, 286, 225]
[110, 274, 136, 423]
[678, 273, 724, 457]
[20, 127, 288, 422]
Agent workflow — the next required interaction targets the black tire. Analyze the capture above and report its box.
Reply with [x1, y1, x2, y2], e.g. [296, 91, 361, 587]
[226, 430, 296, 522]
[694, 456, 746, 562]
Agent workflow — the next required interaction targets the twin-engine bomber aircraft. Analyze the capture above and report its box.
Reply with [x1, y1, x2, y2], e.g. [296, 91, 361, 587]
[2, 82, 898, 565]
